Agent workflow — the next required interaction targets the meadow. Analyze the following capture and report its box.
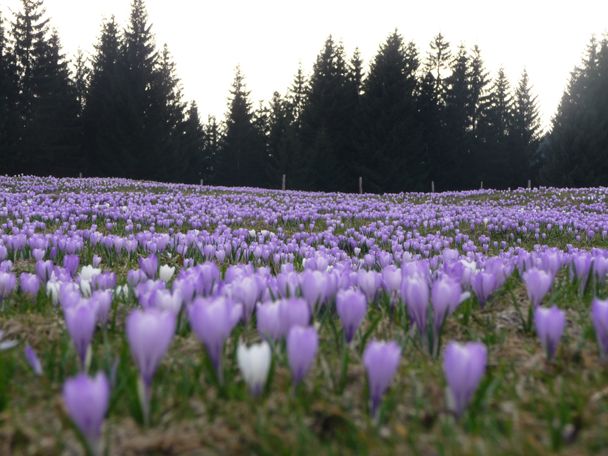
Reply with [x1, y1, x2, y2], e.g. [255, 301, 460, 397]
[1, 176, 608, 455]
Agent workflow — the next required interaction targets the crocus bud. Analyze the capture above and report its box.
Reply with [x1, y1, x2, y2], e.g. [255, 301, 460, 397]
[471, 271, 497, 307]
[159, 265, 175, 282]
[237, 341, 271, 396]
[401, 274, 429, 334]
[138, 254, 158, 279]
[19, 272, 40, 297]
[257, 301, 282, 341]
[534, 305, 565, 360]
[287, 326, 318, 385]
[443, 341, 487, 417]
[126, 309, 176, 386]
[363, 340, 401, 417]
[188, 297, 241, 375]
[592, 298, 608, 359]
[336, 288, 367, 343]
[63, 372, 110, 453]
[522, 268, 552, 307]
[24, 344, 43, 376]
[64, 300, 97, 369]
[431, 276, 466, 333]
[0, 271, 16, 302]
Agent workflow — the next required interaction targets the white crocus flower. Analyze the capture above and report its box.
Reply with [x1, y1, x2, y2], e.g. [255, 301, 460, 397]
[237, 341, 271, 396]
[159, 265, 175, 282]
[80, 265, 102, 282]
[0, 330, 17, 351]
[46, 280, 60, 305]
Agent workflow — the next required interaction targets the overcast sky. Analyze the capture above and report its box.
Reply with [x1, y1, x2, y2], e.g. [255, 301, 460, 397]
[2, 0, 607, 130]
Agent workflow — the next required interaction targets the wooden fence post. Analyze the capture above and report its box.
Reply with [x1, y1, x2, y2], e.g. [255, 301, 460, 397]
[282, 174, 286, 190]
[431, 180, 435, 193]
[358, 176, 363, 194]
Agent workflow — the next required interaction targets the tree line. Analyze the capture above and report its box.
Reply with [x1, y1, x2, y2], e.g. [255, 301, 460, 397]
[0, 0, 605, 191]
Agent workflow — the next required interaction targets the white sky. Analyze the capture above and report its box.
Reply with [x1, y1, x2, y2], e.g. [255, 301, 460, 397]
[2, 0, 608, 131]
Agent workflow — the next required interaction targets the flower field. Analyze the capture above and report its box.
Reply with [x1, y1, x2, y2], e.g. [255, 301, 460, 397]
[2, 176, 608, 454]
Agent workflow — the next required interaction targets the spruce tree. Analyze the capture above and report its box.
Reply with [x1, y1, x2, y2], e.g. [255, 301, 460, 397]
[82, 16, 125, 177]
[478, 68, 513, 188]
[181, 102, 207, 184]
[0, 12, 19, 174]
[203, 115, 222, 184]
[443, 45, 470, 189]
[358, 31, 421, 192]
[467, 45, 491, 186]
[540, 37, 608, 186]
[216, 67, 266, 187]
[511, 70, 541, 185]
[300, 36, 358, 191]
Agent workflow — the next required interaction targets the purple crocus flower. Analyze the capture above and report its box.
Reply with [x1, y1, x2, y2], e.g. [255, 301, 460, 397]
[138, 254, 158, 279]
[357, 269, 381, 302]
[287, 325, 318, 385]
[257, 301, 282, 341]
[24, 344, 43, 376]
[63, 372, 110, 451]
[63, 254, 80, 277]
[35, 260, 53, 282]
[300, 270, 326, 312]
[188, 297, 241, 375]
[363, 340, 401, 417]
[126, 308, 176, 386]
[278, 298, 310, 336]
[19, 272, 40, 297]
[0, 271, 16, 302]
[522, 268, 553, 307]
[572, 252, 592, 292]
[90, 290, 113, 326]
[534, 305, 565, 360]
[443, 341, 487, 417]
[401, 274, 429, 334]
[336, 288, 367, 343]
[471, 271, 497, 308]
[64, 300, 97, 369]
[431, 276, 466, 333]
[592, 298, 608, 359]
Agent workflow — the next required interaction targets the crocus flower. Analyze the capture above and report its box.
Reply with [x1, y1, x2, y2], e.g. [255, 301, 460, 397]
[592, 298, 608, 359]
[357, 269, 381, 302]
[0, 329, 17, 351]
[64, 300, 97, 369]
[63, 254, 80, 277]
[363, 340, 401, 417]
[431, 275, 466, 333]
[336, 288, 367, 343]
[237, 341, 272, 396]
[159, 265, 175, 282]
[19, 272, 40, 297]
[126, 308, 176, 387]
[24, 344, 43, 376]
[138, 254, 158, 279]
[35, 260, 53, 282]
[188, 297, 241, 375]
[257, 301, 282, 341]
[522, 268, 553, 307]
[301, 270, 327, 312]
[401, 274, 429, 334]
[534, 305, 565, 360]
[443, 341, 487, 417]
[471, 271, 497, 307]
[63, 372, 110, 452]
[90, 290, 113, 326]
[0, 271, 16, 302]
[278, 298, 310, 336]
[287, 326, 318, 385]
